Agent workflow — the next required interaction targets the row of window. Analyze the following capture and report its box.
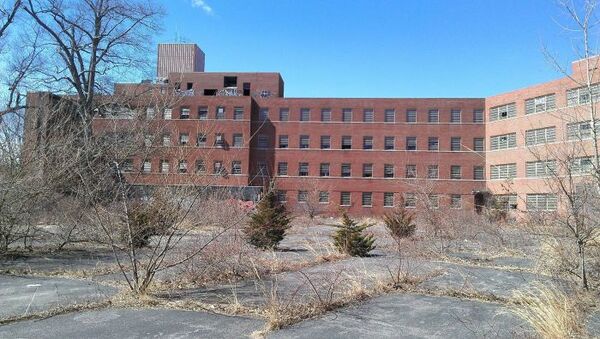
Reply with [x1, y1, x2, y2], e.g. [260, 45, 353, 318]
[276, 162, 484, 180]
[125, 159, 243, 175]
[495, 194, 558, 211]
[490, 156, 596, 179]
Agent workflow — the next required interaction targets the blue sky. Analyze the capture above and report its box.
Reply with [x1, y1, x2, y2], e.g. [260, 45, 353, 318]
[156, 0, 584, 98]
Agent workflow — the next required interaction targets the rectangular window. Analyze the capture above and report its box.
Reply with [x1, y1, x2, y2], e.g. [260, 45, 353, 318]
[163, 108, 172, 120]
[450, 137, 461, 151]
[279, 108, 289, 121]
[450, 194, 462, 209]
[214, 133, 225, 147]
[162, 134, 171, 146]
[405, 165, 417, 178]
[525, 93, 556, 114]
[214, 161, 223, 174]
[142, 160, 152, 173]
[195, 159, 205, 173]
[342, 108, 352, 122]
[298, 162, 309, 176]
[231, 161, 242, 175]
[277, 190, 287, 203]
[571, 156, 594, 174]
[567, 83, 600, 106]
[473, 109, 484, 123]
[320, 135, 331, 149]
[363, 136, 373, 150]
[121, 159, 134, 172]
[198, 106, 208, 120]
[526, 160, 556, 177]
[319, 191, 329, 203]
[384, 109, 395, 122]
[298, 191, 308, 203]
[300, 108, 310, 121]
[321, 109, 331, 122]
[450, 109, 461, 123]
[427, 165, 439, 179]
[406, 137, 417, 151]
[160, 159, 170, 173]
[490, 133, 517, 150]
[180, 107, 190, 119]
[489, 103, 517, 121]
[384, 164, 394, 178]
[450, 165, 462, 179]
[279, 135, 289, 148]
[362, 192, 373, 207]
[341, 136, 352, 149]
[490, 163, 517, 179]
[383, 192, 394, 207]
[299, 135, 310, 149]
[428, 137, 439, 151]
[567, 121, 598, 140]
[384, 136, 395, 150]
[233, 107, 244, 120]
[495, 194, 518, 210]
[258, 135, 269, 148]
[320, 163, 330, 176]
[363, 163, 373, 177]
[526, 194, 558, 211]
[473, 166, 485, 180]
[428, 109, 439, 123]
[146, 107, 155, 119]
[216, 106, 225, 120]
[179, 133, 189, 145]
[404, 193, 416, 208]
[428, 194, 439, 209]
[259, 108, 269, 121]
[526, 127, 556, 145]
[341, 163, 351, 177]
[474, 138, 485, 152]
[406, 109, 417, 123]
[340, 192, 351, 206]
[277, 162, 288, 176]
[257, 161, 268, 176]
[233, 133, 243, 147]
[363, 109, 374, 122]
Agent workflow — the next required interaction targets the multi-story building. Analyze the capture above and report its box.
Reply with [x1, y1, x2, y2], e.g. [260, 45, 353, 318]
[25, 43, 600, 215]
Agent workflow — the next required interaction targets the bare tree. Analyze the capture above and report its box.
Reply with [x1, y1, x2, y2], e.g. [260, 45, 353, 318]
[0, 0, 20, 40]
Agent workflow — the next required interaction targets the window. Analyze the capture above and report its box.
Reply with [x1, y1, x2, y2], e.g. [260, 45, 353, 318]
[526, 127, 556, 145]
[298, 191, 308, 203]
[363, 136, 373, 150]
[526, 194, 558, 211]
[363, 109, 374, 122]
[213, 161, 223, 174]
[299, 135, 310, 149]
[121, 159, 134, 172]
[277, 191, 287, 203]
[451, 137, 461, 151]
[320, 163, 330, 176]
[198, 106, 208, 120]
[146, 107, 155, 119]
[405, 165, 417, 178]
[571, 157, 594, 174]
[142, 160, 152, 173]
[257, 161, 267, 176]
[450, 194, 462, 209]
[490, 133, 517, 150]
[144, 134, 153, 147]
[340, 192, 351, 206]
[474, 138, 485, 152]
[406, 109, 417, 123]
[427, 165, 439, 179]
[204, 89, 217, 96]
[160, 160, 169, 173]
[214, 133, 225, 147]
[384, 109, 395, 122]
[233, 134, 243, 147]
[450, 165, 462, 179]
[216, 106, 225, 120]
[406, 137, 417, 151]
[450, 109, 461, 123]
[342, 108, 352, 122]
[428, 137, 439, 151]
[384, 136, 395, 150]
[473, 109, 484, 123]
[162, 134, 171, 146]
[362, 192, 373, 207]
[195, 159, 205, 173]
[567, 83, 600, 106]
[298, 162, 309, 176]
[163, 108, 172, 120]
[319, 191, 329, 203]
[473, 166, 485, 180]
[567, 121, 598, 140]
[363, 163, 373, 177]
[300, 108, 310, 121]
[428, 109, 439, 123]
[341, 163, 351, 177]
[178, 160, 188, 173]
[384, 164, 394, 178]
[428, 195, 439, 209]
[277, 162, 288, 176]
[526, 160, 556, 177]
[495, 195, 518, 210]
[179, 133, 189, 145]
[180, 107, 190, 119]
[279, 135, 289, 148]
[489, 103, 516, 121]
[321, 109, 331, 122]
[320, 136, 331, 149]
[234, 107, 244, 120]
[383, 192, 394, 207]
[258, 135, 269, 148]
[224, 76, 237, 87]
[243, 82, 251, 96]
[341, 136, 352, 149]
[197, 133, 207, 147]
[526, 94, 556, 114]
[279, 108, 289, 121]
[404, 193, 416, 208]
[259, 108, 269, 121]
[490, 163, 517, 179]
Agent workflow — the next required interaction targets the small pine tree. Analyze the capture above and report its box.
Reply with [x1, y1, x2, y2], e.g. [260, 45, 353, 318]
[383, 205, 417, 245]
[332, 211, 376, 257]
[244, 187, 291, 250]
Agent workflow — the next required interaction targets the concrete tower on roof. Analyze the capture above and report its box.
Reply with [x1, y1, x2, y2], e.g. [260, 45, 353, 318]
[157, 43, 205, 79]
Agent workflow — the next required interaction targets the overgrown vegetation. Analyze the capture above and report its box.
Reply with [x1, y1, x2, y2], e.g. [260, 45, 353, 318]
[383, 205, 416, 245]
[244, 186, 292, 250]
[332, 211, 375, 257]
